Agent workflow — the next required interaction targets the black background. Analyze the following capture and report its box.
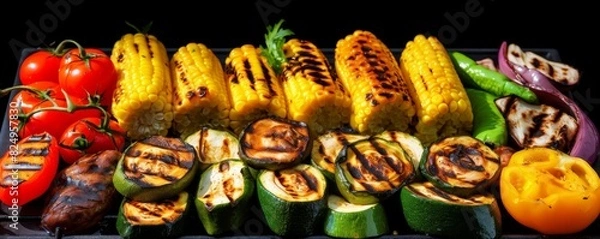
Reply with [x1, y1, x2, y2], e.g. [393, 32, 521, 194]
[1, 0, 598, 123]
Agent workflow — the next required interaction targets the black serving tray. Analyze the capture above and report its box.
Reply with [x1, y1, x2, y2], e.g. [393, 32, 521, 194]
[1, 48, 599, 239]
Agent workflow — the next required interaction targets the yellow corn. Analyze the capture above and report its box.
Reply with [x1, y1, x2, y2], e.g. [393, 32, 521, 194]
[171, 43, 231, 136]
[334, 30, 416, 135]
[399, 34, 473, 145]
[281, 38, 352, 136]
[224, 44, 287, 134]
[110, 32, 174, 140]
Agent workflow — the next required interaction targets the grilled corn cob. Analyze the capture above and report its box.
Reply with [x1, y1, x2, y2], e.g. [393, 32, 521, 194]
[399, 34, 473, 145]
[171, 43, 231, 136]
[224, 44, 287, 134]
[334, 30, 416, 135]
[110, 32, 174, 140]
[281, 39, 352, 136]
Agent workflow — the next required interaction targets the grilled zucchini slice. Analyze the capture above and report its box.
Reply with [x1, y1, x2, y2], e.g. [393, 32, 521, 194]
[401, 182, 502, 239]
[257, 164, 327, 237]
[239, 116, 311, 170]
[184, 127, 240, 171]
[195, 159, 255, 235]
[323, 194, 388, 238]
[420, 136, 501, 197]
[311, 130, 369, 181]
[113, 136, 199, 202]
[335, 137, 415, 204]
[116, 191, 191, 239]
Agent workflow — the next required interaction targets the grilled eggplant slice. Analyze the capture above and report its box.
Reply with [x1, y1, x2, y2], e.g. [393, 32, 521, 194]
[311, 130, 369, 181]
[420, 136, 501, 197]
[116, 191, 190, 239]
[195, 159, 255, 235]
[41, 150, 121, 235]
[113, 136, 199, 202]
[335, 137, 415, 205]
[495, 95, 578, 153]
[400, 182, 502, 239]
[239, 116, 311, 170]
[257, 164, 327, 237]
[184, 127, 241, 171]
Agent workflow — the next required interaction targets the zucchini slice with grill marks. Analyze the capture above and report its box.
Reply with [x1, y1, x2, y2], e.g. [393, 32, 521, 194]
[239, 117, 311, 170]
[116, 191, 190, 239]
[311, 130, 369, 181]
[400, 182, 502, 239]
[195, 159, 255, 235]
[113, 136, 199, 202]
[335, 137, 415, 205]
[323, 194, 389, 238]
[184, 127, 240, 171]
[375, 130, 424, 176]
[420, 136, 501, 197]
[257, 164, 327, 237]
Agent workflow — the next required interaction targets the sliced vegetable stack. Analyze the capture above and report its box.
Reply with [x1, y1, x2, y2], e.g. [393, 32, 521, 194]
[113, 136, 198, 202]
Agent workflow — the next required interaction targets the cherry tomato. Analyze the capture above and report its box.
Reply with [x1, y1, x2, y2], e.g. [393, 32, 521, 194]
[18, 49, 64, 85]
[58, 117, 126, 164]
[58, 48, 117, 108]
[18, 100, 102, 140]
[10, 81, 64, 114]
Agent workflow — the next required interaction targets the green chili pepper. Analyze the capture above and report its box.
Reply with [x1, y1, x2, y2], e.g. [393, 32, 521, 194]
[465, 88, 507, 148]
[450, 51, 538, 104]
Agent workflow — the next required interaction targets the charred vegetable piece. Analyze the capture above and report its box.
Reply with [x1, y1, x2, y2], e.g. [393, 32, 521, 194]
[113, 136, 198, 202]
[195, 160, 255, 235]
[41, 150, 122, 235]
[311, 130, 369, 181]
[323, 194, 389, 238]
[116, 191, 190, 239]
[375, 130, 424, 175]
[0, 132, 59, 207]
[420, 136, 501, 197]
[257, 164, 327, 237]
[507, 43, 580, 86]
[335, 137, 415, 205]
[239, 117, 311, 170]
[466, 88, 508, 148]
[400, 182, 502, 239]
[495, 95, 578, 153]
[184, 127, 240, 171]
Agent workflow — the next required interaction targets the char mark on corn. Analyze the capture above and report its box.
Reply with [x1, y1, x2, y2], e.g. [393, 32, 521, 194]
[171, 43, 232, 136]
[281, 38, 352, 136]
[334, 30, 416, 135]
[224, 44, 287, 134]
[110, 32, 174, 140]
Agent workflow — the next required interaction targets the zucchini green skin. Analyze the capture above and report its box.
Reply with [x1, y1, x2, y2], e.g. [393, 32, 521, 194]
[419, 136, 501, 198]
[116, 192, 191, 239]
[323, 195, 389, 238]
[256, 165, 327, 237]
[449, 51, 538, 104]
[239, 117, 312, 171]
[465, 88, 508, 148]
[195, 160, 255, 235]
[400, 183, 502, 239]
[335, 138, 415, 205]
[113, 153, 199, 202]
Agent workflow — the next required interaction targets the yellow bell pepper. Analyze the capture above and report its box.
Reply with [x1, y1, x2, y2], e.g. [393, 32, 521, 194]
[500, 147, 600, 235]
